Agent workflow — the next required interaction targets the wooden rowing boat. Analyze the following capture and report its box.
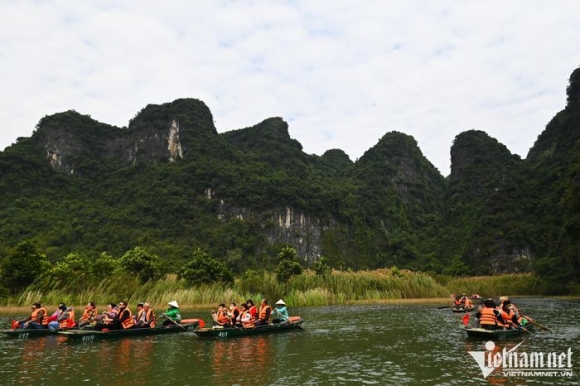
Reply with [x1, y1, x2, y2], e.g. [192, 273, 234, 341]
[1, 326, 98, 338]
[1, 328, 59, 338]
[194, 316, 304, 338]
[57, 319, 202, 340]
[465, 327, 528, 339]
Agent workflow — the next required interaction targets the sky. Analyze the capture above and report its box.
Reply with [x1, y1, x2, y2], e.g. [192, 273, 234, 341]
[1, 1, 579, 177]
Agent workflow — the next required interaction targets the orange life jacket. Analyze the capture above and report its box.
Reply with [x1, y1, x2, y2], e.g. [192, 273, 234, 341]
[144, 308, 156, 328]
[240, 310, 254, 328]
[60, 309, 76, 329]
[80, 306, 97, 322]
[120, 308, 135, 329]
[259, 305, 271, 321]
[453, 299, 462, 306]
[31, 307, 49, 326]
[500, 309, 514, 328]
[479, 307, 498, 326]
[216, 310, 229, 324]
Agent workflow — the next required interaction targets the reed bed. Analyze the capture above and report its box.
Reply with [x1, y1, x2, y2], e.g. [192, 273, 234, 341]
[0, 271, 546, 316]
[444, 273, 542, 297]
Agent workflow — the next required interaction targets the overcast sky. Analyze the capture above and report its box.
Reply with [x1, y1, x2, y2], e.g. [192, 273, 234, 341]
[1, 1, 579, 176]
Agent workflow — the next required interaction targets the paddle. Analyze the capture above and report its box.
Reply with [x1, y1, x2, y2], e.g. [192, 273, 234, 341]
[277, 314, 303, 329]
[437, 306, 450, 309]
[523, 315, 551, 331]
[159, 314, 187, 330]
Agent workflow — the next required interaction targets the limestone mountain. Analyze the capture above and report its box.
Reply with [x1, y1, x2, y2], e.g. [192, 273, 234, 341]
[1, 67, 580, 293]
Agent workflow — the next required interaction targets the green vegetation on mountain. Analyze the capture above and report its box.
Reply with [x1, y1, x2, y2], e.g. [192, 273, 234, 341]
[1, 68, 580, 299]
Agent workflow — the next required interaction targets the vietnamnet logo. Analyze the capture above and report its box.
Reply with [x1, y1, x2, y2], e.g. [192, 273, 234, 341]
[468, 340, 574, 379]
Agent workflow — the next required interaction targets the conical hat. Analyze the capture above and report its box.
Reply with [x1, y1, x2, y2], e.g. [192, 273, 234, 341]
[168, 300, 179, 309]
[275, 299, 286, 305]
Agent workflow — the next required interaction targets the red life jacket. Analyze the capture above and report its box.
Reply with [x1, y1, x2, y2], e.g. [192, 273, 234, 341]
[59, 309, 76, 329]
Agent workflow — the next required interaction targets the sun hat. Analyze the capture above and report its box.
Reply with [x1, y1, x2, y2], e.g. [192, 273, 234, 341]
[275, 299, 286, 306]
[168, 300, 179, 309]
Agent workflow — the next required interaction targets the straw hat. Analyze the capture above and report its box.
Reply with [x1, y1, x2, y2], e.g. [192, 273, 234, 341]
[168, 300, 179, 309]
[275, 299, 286, 306]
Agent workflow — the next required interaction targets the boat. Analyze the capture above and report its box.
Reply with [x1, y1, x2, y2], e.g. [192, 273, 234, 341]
[58, 319, 203, 340]
[194, 316, 304, 338]
[1, 319, 94, 338]
[465, 326, 530, 339]
[1, 328, 59, 338]
[452, 306, 474, 313]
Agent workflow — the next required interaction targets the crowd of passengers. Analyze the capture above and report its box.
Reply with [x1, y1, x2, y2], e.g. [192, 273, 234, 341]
[15, 298, 289, 331]
[474, 296, 528, 330]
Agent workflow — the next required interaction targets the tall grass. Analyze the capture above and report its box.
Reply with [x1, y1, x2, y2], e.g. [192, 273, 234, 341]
[4, 268, 448, 310]
[444, 273, 542, 297]
[2, 271, 543, 313]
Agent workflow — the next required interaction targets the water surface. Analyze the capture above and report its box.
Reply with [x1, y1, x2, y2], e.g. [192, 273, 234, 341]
[1, 298, 578, 385]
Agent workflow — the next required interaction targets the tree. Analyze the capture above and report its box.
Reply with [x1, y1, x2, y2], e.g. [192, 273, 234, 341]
[275, 246, 303, 282]
[0, 241, 50, 294]
[119, 247, 164, 283]
[178, 248, 233, 286]
[312, 256, 331, 277]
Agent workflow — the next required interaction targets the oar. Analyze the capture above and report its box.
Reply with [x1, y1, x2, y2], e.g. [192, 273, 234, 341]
[160, 314, 187, 330]
[524, 315, 551, 331]
[520, 325, 534, 334]
[281, 314, 303, 329]
[437, 306, 450, 309]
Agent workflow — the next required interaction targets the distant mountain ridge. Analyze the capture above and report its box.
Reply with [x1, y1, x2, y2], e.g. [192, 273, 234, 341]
[1, 67, 579, 293]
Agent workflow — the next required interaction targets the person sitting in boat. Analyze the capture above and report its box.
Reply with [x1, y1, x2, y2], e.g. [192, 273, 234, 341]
[17, 303, 48, 329]
[453, 295, 463, 308]
[94, 303, 119, 330]
[227, 302, 240, 327]
[136, 302, 156, 328]
[459, 293, 472, 309]
[246, 299, 258, 321]
[255, 299, 272, 326]
[109, 301, 135, 330]
[271, 299, 289, 324]
[134, 302, 144, 323]
[499, 296, 521, 317]
[499, 300, 521, 330]
[476, 298, 506, 330]
[161, 301, 181, 326]
[48, 304, 76, 331]
[78, 302, 98, 327]
[235, 303, 254, 328]
[212, 303, 230, 327]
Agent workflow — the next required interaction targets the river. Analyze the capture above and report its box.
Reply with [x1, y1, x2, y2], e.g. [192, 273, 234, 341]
[0, 297, 578, 385]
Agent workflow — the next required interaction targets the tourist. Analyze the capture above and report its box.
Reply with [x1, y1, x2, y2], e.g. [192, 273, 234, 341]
[212, 303, 229, 327]
[17, 303, 48, 329]
[136, 302, 156, 328]
[78, 302, 98, 327]
[255, 299, 271, 326]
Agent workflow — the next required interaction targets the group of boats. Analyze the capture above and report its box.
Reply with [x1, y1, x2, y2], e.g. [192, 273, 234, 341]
[2, 316, 304, 340]
[442, 295, 550, 340]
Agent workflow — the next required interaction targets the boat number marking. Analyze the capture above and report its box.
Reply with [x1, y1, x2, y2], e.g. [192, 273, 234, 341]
[218, 331, 228, 338]
[18, 333, 30, 339]
[82, 335, 95, 341]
